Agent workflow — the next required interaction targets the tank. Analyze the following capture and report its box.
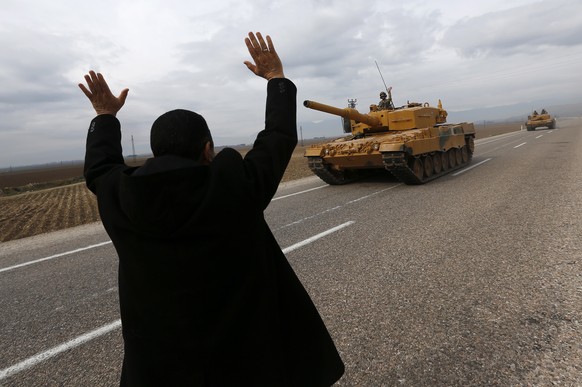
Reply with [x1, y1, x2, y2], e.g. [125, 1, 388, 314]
[525, 109, 556, 131]
[303, 97, 476, 185]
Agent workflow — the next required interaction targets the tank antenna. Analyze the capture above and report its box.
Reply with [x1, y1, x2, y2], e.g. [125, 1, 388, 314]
[375, 60, 389, 94]
[375, 60, 394, 109]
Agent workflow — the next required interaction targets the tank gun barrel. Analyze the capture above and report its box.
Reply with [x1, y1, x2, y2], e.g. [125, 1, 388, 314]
[304, 100, 381, 127]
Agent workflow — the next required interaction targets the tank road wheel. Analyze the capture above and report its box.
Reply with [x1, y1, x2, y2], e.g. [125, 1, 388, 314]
[423, 155, 434, 178]
[461, 146, 469, 163]
[455, 148, 463, 166]
[433, 153, 442, 174]
[448, 149, 457, 168]
[411, 158, 424, 180]
[441, 152, 449, 171]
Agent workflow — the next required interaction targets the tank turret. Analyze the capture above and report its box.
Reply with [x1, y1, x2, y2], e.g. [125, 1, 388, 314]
[304, 99, 448, 137]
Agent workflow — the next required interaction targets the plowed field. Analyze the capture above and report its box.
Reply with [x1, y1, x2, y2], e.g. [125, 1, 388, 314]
[0, 183, 100, 242]
[0, 147, 313, 242]
[0, 123, 520, 242]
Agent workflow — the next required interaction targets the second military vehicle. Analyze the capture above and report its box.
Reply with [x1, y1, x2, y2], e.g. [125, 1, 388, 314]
[525, 109, 556, 131]
[303, 94, 476, 185]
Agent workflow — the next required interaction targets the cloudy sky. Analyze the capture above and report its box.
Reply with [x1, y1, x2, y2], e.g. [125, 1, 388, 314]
[1, 0, 581, 168]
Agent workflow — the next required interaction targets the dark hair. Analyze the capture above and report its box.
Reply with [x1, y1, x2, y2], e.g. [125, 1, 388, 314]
[150, 109, 213, 160]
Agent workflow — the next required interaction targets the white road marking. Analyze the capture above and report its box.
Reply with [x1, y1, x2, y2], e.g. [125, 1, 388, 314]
[478, 139, 521, 156]
[474, 131, 523, 146]
[2, 185, 330, 274]
[346, 185, 401, 203]
[0, 185, 328, 273]
[0, 320, 122, 381]
[0, 241, 112, 274]
[0, 222, 354, 379]
[536, 135, 543, 139]
[514, 142, 527, 148]
[282, 221, 355, 254]
[453, 158, 492, 176]
[279, 185, 400, 229]
[272, 184, 327, 201]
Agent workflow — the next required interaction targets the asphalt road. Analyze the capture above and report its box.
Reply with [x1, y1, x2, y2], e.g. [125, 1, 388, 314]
[1, 118, 581, 386]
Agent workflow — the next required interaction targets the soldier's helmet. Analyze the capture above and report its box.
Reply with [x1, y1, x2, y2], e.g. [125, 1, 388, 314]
[380, 92, 387, 99]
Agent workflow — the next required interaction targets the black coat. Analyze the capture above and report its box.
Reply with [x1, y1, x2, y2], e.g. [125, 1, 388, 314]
[84, 79, 344, 386]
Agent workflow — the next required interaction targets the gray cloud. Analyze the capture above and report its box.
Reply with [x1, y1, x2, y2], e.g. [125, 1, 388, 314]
[1, 0, 582, 168]
[442, 0, 582, 57]
[0, 31, 77, 104]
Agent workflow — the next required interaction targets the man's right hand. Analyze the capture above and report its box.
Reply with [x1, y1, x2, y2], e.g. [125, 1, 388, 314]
[78, 71, 129, 116]
[243, 32, 285, 81]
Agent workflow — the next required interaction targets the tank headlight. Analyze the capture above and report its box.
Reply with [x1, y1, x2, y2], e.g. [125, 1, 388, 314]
[373, 143, 379, 151]
[325, 148, 330, 155]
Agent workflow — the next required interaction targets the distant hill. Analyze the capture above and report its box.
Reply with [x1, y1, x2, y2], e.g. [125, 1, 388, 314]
[539, 103, 582, 118]
[448, 101, 582, 124]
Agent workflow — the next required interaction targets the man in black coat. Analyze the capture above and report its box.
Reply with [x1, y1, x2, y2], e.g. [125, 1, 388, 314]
[79, 32, 344, 386]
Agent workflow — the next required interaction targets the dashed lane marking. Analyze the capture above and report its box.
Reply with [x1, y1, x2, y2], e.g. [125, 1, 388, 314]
[0, 320, 122, 381]
[453, 158, 492, 176]
[272, 184, 327, 201]
[0, 241, 112, 274]
[282, 221, 355, 254]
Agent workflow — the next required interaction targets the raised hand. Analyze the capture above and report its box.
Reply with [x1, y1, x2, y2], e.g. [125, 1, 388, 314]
[243, 32, 285, 81]
[78, 71, 129, 116]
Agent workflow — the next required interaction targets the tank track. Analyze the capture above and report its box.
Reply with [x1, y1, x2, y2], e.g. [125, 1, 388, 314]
[307, 157, 357, 185]
[307, 136, 474, 185]
[381, 142, 473, 185]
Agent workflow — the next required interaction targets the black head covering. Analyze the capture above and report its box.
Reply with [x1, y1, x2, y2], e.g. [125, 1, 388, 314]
[150, 109, 213, 160]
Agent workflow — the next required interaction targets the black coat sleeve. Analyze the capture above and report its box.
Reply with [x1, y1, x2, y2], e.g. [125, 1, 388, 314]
[83, 114, 126, 194]
[242, 78, 298, 209]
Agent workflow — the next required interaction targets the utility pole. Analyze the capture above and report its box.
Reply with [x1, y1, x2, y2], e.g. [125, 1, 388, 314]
[131, 135, 136, 163]
[300, 125, 304, 146]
